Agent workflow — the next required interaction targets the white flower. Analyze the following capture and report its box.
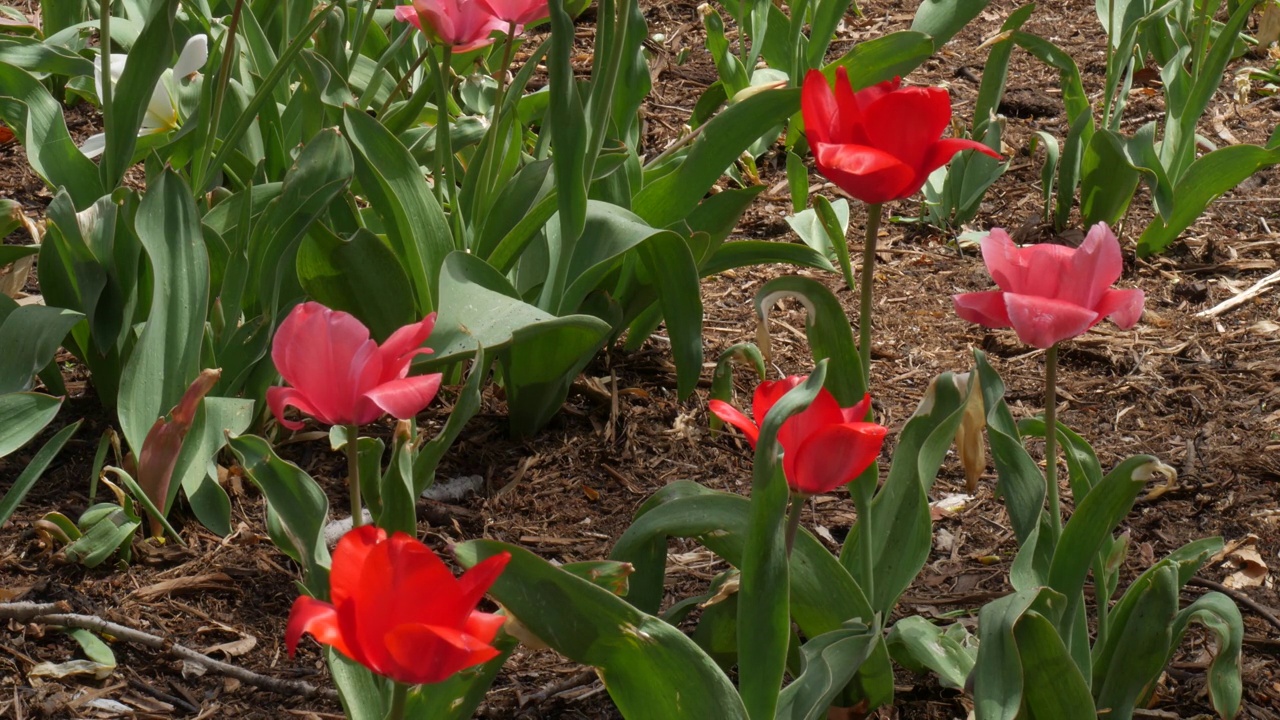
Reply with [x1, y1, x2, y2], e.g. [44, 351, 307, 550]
[81, 34, 208, 159]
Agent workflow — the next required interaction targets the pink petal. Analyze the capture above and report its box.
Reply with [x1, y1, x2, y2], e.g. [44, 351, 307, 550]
[267, 386, 334, 430]
[361, 373, 442, 420]
[812, 141, 915, 204]
[273, 303, 378, 426]
[977, 229, 1020, 291]
[1095, 288, 1144, 329]
[377, 313, 437, 381]
[953, 290, 1012, 330]
[476, 0, 547, 25]
[784, 422, 887, 496]
[1063, 222, 1124, 309]
[709, 399, 760, 448]
[394, 4, 424, 29]
[1003, 293, 1099, 349]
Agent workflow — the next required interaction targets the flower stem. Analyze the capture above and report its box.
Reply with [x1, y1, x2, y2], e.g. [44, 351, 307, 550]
[858, 203, 883, 390]
[385, 682, 409, 720]
[98, 0, 113, 179]
[852, 475, 875, 605]
[1044, 343, 1061, 535]
[433, 46, 455, 212]
[345, 424, 362, 528]
[377, 43, 432, 117]
[349, 0, 382, 66]
[784, 494, 805, 556]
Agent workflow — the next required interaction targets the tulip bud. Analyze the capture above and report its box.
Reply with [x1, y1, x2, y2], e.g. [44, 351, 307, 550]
[951, 372, 986, 493]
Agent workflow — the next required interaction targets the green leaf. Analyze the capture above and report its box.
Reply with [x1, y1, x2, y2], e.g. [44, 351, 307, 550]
[702, 240, 836, 277]
[117, 169, 210, 458]
[66, 627, 116, 670]
[228, 434, 332, 596]
[297, 226, 417, 342]
[972, 588, 1070, 720]
[776, 621, 881, 720]
[911, 0, 994, 49]
[343, 106, 453, 312]
[413, 347, 489, 494]
[547, 0, 588, 245]
[1168, 592, 1243, 719]
[174, 397, 255, 537]
[100, 0, 177, 189]
[1013, 611, 1096, 719]
[822, 31, 935, 88]
[404, 635, 518, 720]
[886, 616, 976, 690]
[456, 539, 747, 720]
[1080, 129, 1141, 227]
[65, 506, 140, 568]
[327, 649, 386, 720]
[0, 392, 63, 459]
[974, 350, 1044, 545]
[0, 419, 80, 527]
[0, 304, 83, 395]
[754, 277, 864, 405]
[1092, 563, 1178, 720]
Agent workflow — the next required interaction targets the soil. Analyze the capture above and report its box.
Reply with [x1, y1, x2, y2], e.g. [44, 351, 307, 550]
[3, 0, 1280, 718]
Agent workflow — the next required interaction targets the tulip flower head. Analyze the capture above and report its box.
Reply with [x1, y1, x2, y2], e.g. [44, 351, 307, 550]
[800, 68, 1001, 205]
[286, 526, 511, 686]
[82, 34, 208, 158]
[709, 377, 887, 496]
[395, 0, 509, 52]
[268, 302, 443, 430]
[476, 0, 548, 25]
[952, 223, 1145, 349]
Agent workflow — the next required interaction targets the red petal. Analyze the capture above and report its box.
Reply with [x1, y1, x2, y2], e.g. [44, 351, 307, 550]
[1094, 288, 1144, 329]
[851, 76, 901, 114]
[330, 526, 386, 607]
[361, 373, 443, 420]
[784, 422, 887, 495]
[909, 137, 1003, 195]
[861, 86, 952, 173]
[839, 393, 873, 423]
[831, 68, 865, 145]
[801, 70, 838, 146]
[383, 622, 500, 685]
[286, 596, 354, 659]
[463, 609, 507, 645]
[455, 552, 510, 615]
[811, 142, 915, 204]
[752, 377, 804, 426]
[709, 399, 760, 448]
[953, 290, 1012, 330]
[1003, 293, 1099, 349]
[777, 387, 846, 456]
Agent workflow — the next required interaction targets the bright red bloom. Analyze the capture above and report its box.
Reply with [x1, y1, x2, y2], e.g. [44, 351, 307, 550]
[952, 223, 1145, 349]
[801, 68, 1002, 205]
[395, 0, 509, 53]
[286, 526, 511, 686]
[475, 0, 548, 25]
[709, 377, 887, 496]
[267, 302, 442, 430]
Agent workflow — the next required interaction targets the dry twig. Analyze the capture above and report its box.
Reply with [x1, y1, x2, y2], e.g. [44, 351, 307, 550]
[1187, 577, 1280, 632]
[0, 601, 336, 700]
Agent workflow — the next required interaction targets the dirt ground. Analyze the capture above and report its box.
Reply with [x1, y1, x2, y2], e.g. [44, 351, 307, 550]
[2, 0, 1280, 718]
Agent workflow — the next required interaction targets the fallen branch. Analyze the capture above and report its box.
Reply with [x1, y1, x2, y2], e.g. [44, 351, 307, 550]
[0, 601, 336, 700]
[1187, 576, 1280, 632]
[1195, 268, 1280, 318]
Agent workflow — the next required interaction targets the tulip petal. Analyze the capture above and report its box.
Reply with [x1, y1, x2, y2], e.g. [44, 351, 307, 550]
[172, 34, 209, 78]
[1094, 288, 1144, 329]
[1003, 292, 1099, 349]
[709, 400, 760, 448]
[362, 373, 442, 420]
[377, 313, 437, 380]
[395, 4, 424, 29]
[811, 142, 915, 205]
[286, 596, 353, 658]
[801, 70, 838, 146]
[850, 76, 901, 115]
[839, 393, 873, 424]
[777, 388, 846, 456]
[267, 386, 332, 430]
[463, 609, 507, 645]
[861, 86, 952, 172]
[1064, 222, 1124, 308]
[80, 132, 106, 159]
[912, 137, 1003, 191]
[784, 422, 887, 496]
[273, 303, 378, 426]
[384, 622, 501, 685]
[752, 376, 804, 426]
[455, 552, 511, 614]
[976, 228, 1021, 291]
[953, 290, 1012, 330]
[330, 526, 386, 606]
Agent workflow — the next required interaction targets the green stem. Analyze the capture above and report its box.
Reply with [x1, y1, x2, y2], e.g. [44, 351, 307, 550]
[784, 494, 805, 556]
[858, 203, 883, 390]
[357, 25, 413, 109]
[468, 22, 519, 248]
[385, 682, 409, 720]
[349, 0, 382, 65]
[198, 0, 245, 196]
[98, 0, 113, 184]
[852, 475, 875, 605]
[345, 424, 363, 527]
[432, 46, 454, 213]
[376, 43, 432, 117]
[1044, 343, 1061, 534]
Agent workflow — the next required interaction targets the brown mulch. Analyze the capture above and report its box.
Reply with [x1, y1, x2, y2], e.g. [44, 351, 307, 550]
[3, 0, 1280, 718]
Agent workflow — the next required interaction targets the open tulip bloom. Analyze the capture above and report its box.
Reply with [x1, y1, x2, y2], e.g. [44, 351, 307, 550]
[395, 0, 510, 52]
[82, 34, 208, 159]
[287, 526, 511, 702]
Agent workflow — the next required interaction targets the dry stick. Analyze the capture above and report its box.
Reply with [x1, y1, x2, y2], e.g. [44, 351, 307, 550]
[0, 602, 337, 700]
[1187, 576, 1280, 633]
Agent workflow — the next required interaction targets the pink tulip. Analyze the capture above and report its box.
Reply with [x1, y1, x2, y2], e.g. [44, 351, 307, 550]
[395, 0, 509, 53]
[268, 303, 443, 430]
[476, 0, 548, 25]
[952, 223, 1144, 349]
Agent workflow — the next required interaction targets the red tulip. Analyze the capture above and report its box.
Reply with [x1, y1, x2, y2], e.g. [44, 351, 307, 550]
[395, 0, 509, 52]
[286, 526, 510, 686]
[801, 68, 1002, 205]
[476, 0, 548, 25]
[268, 302, 442, 431]
[709, 377, 887, 496]
[952, 223, 1145, 349]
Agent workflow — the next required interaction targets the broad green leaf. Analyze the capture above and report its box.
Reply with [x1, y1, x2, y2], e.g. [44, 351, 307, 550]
[973, 588, 1069, 720]
[0, 37, 94, 78]
[0, 419, 80, 527]
[886, 617, 976, 690]
[822, 31, 935, 89]
[117, 169, 209, 458]
[0, 62, 104, 207]
[1080, 130, 1141, 226]
[1093, 564, 1178, 720]
[702, 240, 836, 277]
[911, 0, 994, 49]
[413, 347, 489, 494]
[65, 506, 140, 568]
[974, 350, 1044, 544]
[0, 393, 63, 459]
[1167, 592, 1243, 719]
[0, 304, 83, 395]
[776, 621, 881, 720]
[456, 540, 748, 720]
[547, 0, 588, 245]
[228, 434, 331, 596]
[1013, 611, 1096, 719]
[100, 0, 178, 189]
[343, 106, 452, 312]
[327, 649, 386, 720]
[297, 226, 417, 342]
[786, 199, 848, 265]
[754, 277, 864, 405]
[635, 233, 703, 399]
[173, 397, 254, 536]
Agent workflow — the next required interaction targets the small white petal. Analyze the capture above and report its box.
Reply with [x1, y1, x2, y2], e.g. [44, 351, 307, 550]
[80, 133, 107, 159]
[172, 34, 209, 78]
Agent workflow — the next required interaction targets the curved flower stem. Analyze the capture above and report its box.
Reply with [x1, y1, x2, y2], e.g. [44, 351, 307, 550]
[385, 682, 409, 720]
[852, 475, 875, 605]
[1043, 343, 1061, 535]
[858, 203, 884, 390]
[784, 494, 805, 556]
[345, 424, 363, 528]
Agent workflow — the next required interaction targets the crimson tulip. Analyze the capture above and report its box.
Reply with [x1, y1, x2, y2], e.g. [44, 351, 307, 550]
[709, 377, 887, 496]
[395, 0, 508, 52]
[476, 0, 548, 25]
[952, 223, 1145, 349]
[801, 68, 1001, 205]
[286, 526, 511, 686]
[268, 302, 442, 431]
